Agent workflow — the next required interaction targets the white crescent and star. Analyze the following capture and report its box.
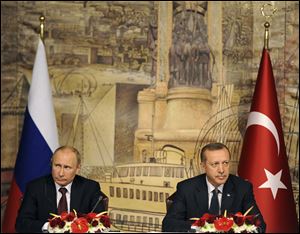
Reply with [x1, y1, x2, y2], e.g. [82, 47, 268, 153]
[246, 111, 287, 200]
[258, 169, 287, 199]
[246, 111, 280, 155]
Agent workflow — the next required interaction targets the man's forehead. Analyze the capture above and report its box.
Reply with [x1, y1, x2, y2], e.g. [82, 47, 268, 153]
[53, 151, 76, 160]
[206, 149, 229, 157]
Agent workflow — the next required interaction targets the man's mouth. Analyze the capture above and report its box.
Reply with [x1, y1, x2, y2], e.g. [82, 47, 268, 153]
[56, 178, 66, 181]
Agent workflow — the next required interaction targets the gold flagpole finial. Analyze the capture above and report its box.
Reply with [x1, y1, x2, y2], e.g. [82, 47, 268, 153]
[39, 15, 45, 42]
[261, 3, 277, 50]
[263, 21, 270, 50]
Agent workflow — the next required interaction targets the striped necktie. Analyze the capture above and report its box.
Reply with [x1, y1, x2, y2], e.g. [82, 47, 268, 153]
[57, 187, 68, 214]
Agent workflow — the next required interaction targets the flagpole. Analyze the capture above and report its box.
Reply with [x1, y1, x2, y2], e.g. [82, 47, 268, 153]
[238, 4, 299, 232]
[39, 15, 45, 43]
[2, 14, 59, 233]
[263, 22, 270, 50]
[260, 3, 277, 50]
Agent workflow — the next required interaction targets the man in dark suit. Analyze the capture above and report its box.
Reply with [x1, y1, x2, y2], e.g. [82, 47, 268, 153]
[162, 142, 266, 232]
[15, 146, 106, 233]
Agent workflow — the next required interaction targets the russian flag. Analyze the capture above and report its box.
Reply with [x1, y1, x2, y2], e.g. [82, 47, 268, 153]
[2, 38, 59, 233]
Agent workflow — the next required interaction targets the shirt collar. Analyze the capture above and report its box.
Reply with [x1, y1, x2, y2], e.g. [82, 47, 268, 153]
[205, 176, 224, 193]
[55, 181, 73, 193]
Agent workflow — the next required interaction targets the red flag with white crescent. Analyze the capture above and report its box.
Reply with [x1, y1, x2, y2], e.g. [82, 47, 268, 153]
[238, 48, 298, 233]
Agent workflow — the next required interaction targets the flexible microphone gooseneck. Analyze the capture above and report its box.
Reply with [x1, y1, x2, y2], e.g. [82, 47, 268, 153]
[91, 195, 103, 213]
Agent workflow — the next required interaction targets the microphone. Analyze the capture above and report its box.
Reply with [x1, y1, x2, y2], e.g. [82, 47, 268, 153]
[91, 195, 103, 213]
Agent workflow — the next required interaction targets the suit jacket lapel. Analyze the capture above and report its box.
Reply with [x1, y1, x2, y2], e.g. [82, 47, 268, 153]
[70, 175, 82, 211]
[195, 175, 209, 215]
[44, 176, 57, 212]
[221, 175, 235, 214]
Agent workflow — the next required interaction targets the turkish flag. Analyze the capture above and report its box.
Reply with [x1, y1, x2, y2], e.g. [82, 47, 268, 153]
[238, 48, 298, 233]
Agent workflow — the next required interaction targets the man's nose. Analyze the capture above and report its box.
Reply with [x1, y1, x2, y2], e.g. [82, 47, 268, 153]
[217, 164, 224, 173]
[59, 168, 65, 176]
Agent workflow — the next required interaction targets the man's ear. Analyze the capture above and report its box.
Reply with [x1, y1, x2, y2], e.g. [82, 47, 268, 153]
[76, 164, 81, 173]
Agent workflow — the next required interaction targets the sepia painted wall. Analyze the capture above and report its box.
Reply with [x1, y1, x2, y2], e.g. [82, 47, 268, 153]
[1, 1, 298, 232]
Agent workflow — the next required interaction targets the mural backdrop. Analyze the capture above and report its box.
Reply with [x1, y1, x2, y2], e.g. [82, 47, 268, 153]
[1, 1, 299, 232]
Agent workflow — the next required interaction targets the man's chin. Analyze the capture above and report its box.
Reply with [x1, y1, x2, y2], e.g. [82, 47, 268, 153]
[55, 179, 68, 186]
[216, 176, 227, 184]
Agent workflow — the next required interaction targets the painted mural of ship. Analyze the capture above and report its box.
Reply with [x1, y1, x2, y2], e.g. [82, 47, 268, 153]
[59, 84, 197, 232]
[98, 144, 195, 232]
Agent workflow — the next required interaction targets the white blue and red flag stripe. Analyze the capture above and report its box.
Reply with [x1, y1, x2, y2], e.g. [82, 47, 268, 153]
[2, 38, 59, 233]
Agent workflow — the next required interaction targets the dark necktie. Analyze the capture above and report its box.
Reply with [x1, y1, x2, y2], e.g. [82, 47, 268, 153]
[58, 187, 68, 214]
[209, 188, 220, 215]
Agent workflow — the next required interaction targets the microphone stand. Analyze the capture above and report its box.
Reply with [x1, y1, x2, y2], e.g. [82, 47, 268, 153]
[91, 195, 103, 213]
